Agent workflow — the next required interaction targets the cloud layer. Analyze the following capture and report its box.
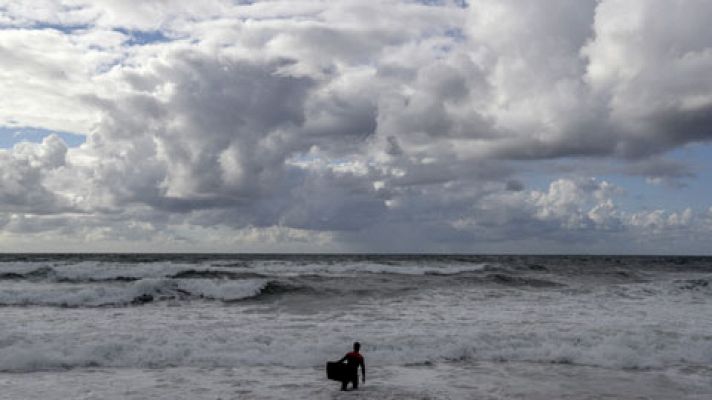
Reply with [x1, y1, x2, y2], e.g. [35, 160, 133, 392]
[1, 0, 711, 253]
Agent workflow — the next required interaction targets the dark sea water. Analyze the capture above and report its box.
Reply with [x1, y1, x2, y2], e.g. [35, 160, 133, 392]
[1, 254, 711, 399]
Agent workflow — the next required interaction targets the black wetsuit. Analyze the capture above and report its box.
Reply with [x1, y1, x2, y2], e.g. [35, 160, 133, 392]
[339, 351, 364, 391]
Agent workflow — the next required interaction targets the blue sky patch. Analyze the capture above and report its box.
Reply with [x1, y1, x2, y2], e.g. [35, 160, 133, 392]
[516, 143, 712, 213]
[0, 126, 86, 148]
[31, 22, 91, 33]
[114, 28, 171, 46]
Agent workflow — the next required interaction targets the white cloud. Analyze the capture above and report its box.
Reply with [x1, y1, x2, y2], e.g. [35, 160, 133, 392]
[1, 0, 712, 252]
[0, 135, 69, 213]
[0, 27, 121, 132]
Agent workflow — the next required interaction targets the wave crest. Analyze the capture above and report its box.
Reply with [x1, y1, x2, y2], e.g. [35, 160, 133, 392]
[0, 278, 273, 307]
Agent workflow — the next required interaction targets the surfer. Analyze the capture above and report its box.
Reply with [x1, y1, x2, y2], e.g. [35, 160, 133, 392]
[336, 342, 366, 391]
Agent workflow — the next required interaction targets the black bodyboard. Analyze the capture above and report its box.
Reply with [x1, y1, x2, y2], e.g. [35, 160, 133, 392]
[326, 361, 347, 381]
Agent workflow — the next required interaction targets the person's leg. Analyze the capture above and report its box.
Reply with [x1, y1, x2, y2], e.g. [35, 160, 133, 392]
[341, 380, 348, 391]
[352, 374, 359, 390]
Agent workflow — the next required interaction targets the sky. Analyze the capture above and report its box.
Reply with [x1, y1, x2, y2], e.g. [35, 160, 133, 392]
[1, 0, 711, 254]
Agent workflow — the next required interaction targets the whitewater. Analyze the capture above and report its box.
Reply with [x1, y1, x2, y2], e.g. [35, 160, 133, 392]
[1, 254, 710, 399]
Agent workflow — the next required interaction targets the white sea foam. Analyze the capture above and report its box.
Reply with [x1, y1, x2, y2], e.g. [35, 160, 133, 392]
[2, 256, 710, 400]
[0, 260, 494, 282]
[211, 260, 493, 277]
[1, 313, 710, 372]
[1, 257, 710, 381]
[1, 278, 711, 372]
[0, 278, 269, 307]
[47, 261, 198, 281]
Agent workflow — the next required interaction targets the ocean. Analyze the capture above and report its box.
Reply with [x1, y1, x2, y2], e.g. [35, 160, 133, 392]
[1, 254, 710, 399]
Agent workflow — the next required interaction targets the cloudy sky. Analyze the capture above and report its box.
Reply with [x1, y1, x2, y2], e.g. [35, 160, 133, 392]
[1, 0, 711, 253]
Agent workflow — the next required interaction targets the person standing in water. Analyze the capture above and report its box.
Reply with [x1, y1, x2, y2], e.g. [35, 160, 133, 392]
[336, 342, 366, 391]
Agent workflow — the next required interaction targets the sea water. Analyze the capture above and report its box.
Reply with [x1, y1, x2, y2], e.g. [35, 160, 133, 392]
[0, 254, 710, 399]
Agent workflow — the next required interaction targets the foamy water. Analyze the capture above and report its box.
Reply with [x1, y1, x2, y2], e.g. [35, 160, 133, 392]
[1, 255, 710, 399]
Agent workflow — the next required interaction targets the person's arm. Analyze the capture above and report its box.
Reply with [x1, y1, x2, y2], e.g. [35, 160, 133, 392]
[336, 354, 347, 363]
[361, 358, 366, 382]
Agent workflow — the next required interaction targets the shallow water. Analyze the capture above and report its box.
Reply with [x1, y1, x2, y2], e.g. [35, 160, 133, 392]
[1, 255, 711, 399]
[3, 363, 711, 399]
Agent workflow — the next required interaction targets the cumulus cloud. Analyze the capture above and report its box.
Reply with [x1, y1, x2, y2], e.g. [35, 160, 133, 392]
[583, 0, 712, 157]
[0, 134, 69, 213]
[1, 0, 711, 252]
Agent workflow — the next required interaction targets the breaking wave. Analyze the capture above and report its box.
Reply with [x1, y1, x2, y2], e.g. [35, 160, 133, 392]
[0, 260, 494, 283]
[0, 278, 274, 307]
[1, 255, 711, 375]
[0, 266, 54, 281]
